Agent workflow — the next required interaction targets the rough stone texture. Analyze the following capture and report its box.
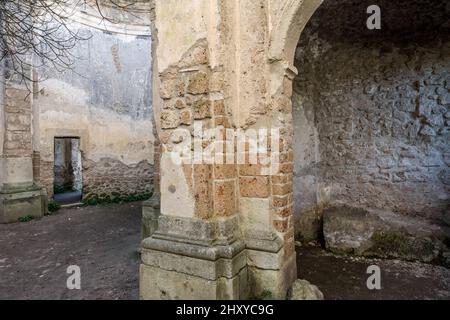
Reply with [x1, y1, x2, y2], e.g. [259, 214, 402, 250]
[82, 158, 153, 200]
[287, 279, 324, 300]
[293, 0, 450, 240]
[323, 205, 450, 264]
[3, 87, 33, 158]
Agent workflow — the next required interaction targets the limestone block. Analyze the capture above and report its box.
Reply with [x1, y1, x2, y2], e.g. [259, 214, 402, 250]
[141, 248, 246, 280]
[140, 264, 247, 300]
[161, 110, 180, 129]
[0, 157, 34, 189]
[179, 109, 192, 125]
[248, 254, 297, 300]
[287, 279, 324, 300]
[239, 198, 271, 233]
[0, 187, 45, 223]
[239, 176, 270, 198]
[192, 98, 212, 119]
[187, 72, 208, 95]
[140, 214, 248, 300]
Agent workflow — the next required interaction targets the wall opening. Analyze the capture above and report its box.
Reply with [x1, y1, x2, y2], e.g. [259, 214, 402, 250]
[53, 137, 83, 205]
[292, 0, 449, 261]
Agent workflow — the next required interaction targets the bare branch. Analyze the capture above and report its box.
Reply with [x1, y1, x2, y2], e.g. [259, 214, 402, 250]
[0, 0, 145, 92]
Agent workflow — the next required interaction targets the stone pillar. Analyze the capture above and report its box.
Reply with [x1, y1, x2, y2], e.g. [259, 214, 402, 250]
[139, 0, 315, 300]
[141, 137, 161, 240]
[0, 63, 46, 223]
[140, 0, 247, 300]
[32, 68, 41, 184]
[241, 64, 298, 299]
[141, 1, 161, 241]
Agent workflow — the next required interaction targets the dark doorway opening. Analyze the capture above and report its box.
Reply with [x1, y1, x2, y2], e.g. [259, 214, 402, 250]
[53, 137, 82, 205]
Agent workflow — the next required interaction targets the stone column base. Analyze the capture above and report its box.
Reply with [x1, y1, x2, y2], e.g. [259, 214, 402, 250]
[0, 186, 46, 223]
[140, 215, 249, 300]
[248, 253, 297, 299]
[244, 230, 297, 299]
[140, 250, 248, 300]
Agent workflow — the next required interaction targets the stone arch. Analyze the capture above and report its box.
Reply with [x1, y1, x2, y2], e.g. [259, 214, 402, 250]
[268, 0, 323, 66]
[286, 0, 450, 255]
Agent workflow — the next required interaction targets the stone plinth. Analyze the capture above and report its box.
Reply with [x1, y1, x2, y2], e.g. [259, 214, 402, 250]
[140, 215, 248, 300]
[0, 185, 46, 223]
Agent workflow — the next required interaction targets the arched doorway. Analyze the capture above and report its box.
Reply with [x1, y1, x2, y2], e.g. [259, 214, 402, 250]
[291, 0, 449, 263]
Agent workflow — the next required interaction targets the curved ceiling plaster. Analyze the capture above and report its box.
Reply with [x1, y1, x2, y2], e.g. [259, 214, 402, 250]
[63, 0, 151, 36]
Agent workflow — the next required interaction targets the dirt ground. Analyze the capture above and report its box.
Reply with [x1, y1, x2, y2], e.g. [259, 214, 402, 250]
[0, 203, 141, 300]
[0, 203, 449, 300]
[296, 245, 450, 300]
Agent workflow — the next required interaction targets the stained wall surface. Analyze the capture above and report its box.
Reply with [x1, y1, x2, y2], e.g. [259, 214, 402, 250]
[36, 14, 153, 199]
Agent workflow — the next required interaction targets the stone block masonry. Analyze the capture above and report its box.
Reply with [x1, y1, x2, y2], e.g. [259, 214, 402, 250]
[0, 76, 46, 223]
[138, 0, 328, 300]
[82, 158, 153, 201]
[3, 87, 33, 158]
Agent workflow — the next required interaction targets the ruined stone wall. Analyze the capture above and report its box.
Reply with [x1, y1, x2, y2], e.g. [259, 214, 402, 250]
[82, 158, 152, 200]
[293, 0, 450, 239]
[37, 11, 154, 199]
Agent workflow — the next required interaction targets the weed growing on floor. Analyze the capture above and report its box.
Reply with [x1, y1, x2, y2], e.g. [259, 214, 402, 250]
[81, 192, 152, 207]
[18, 215, 35, 223]
[47, 199, 61, 214]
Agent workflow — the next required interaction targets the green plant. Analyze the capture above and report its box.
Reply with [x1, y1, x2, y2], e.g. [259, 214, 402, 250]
[18, 215, 34, 223]
[81, 192, 153, 206]
[87, 197, 99, 206]
[47, 199, 61, 213]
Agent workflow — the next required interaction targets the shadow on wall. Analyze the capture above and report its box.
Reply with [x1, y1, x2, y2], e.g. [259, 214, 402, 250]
[54, 137, 82, 195]
[292, 0, 450, 265]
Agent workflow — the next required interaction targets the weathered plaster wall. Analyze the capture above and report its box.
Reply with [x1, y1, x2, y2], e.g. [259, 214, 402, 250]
[140, 0, 320, 300]
[293, 0, 450, 239]
[37, 18, 153, 199]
